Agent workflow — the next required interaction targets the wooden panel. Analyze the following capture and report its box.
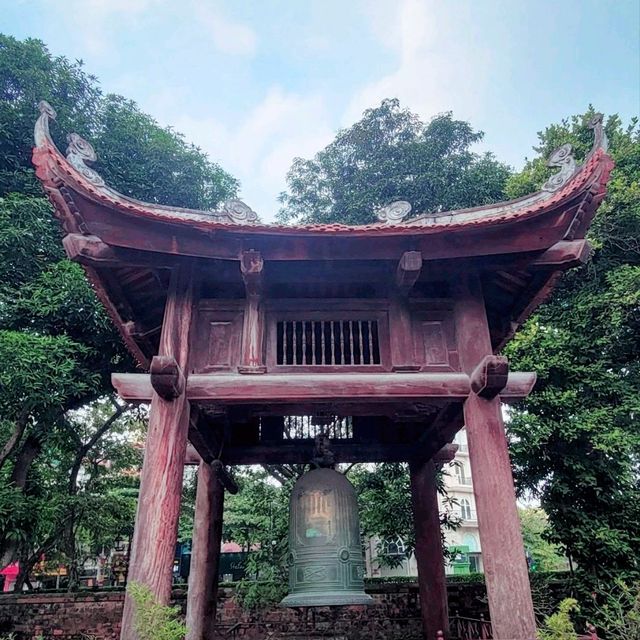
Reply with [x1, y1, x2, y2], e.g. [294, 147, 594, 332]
[421, 321, 449, 365]
[193, 303, 243, 373]
[410, 302, 459, 371]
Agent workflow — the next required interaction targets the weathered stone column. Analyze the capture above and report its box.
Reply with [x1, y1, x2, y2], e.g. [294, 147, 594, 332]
[409, 459, 449, 639]
[453, 273, 536, 640]
[186, 460, 225, 640]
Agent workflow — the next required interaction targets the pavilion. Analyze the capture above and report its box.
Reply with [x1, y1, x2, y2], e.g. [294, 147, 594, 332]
[32, 102, 613, 640]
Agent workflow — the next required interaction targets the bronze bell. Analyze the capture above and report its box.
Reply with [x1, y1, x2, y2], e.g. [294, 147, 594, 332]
[280, 467, 373, 607]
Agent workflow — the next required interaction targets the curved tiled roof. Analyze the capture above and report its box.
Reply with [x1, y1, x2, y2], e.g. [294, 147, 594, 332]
[32, 101, 613, 239]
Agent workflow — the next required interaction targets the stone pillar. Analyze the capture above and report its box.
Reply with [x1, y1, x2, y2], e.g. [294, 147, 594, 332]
[120, 265, 195, 640]
[186, 461, 225, 640]
[409, 459, 449, 639]
[453, 274, 536, 640]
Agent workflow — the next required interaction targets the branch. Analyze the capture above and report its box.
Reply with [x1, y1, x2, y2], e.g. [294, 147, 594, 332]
[68, 402, 130, 495]
[0, 406, 30, 472]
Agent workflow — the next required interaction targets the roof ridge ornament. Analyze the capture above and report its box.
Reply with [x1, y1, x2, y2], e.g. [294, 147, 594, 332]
[541, 113, 607, 193]
[220, 199, 259, 224]
[376, 200, 412, 224]
[34, 100, 57, 147]
[588, 113, 608, 152]
[65, 132, 106, 187]
[541, 143, 577, 192]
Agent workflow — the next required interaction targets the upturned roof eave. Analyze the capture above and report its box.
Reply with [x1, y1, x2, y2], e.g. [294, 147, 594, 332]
[32, 101, 614, 248]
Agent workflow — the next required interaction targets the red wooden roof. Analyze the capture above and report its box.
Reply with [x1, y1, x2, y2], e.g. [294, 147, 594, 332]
[32, 101, 612, 244]
[31, 102, 614, 366]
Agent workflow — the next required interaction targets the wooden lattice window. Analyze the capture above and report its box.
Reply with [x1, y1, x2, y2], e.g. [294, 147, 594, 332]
[276, 319, 381, 366]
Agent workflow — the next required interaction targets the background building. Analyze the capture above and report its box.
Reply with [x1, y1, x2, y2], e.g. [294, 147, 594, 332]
[365, 429, 483, 577]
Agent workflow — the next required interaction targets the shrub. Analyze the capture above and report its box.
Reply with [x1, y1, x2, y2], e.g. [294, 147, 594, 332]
[128, 582, 187, 640]
[538, 598, 579, 640]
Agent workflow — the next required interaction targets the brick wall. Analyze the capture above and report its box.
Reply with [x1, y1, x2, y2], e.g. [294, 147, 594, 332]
[0, 582, 491, 639]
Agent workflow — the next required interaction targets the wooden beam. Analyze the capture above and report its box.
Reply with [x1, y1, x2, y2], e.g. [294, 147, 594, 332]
[531, 239, 592, 269]
[396, 251, 422, 293]
[210, 459, 239, 495]
[239, 250, 266, 374]
[433, 443, 458, 467]
[63, 233, 117, 264]
[150, 355, 185, 400]
[501, 371, 537, 400]
[63, 232, 180, 269]
[113, 370, 537, 404]
[185, 444, 201, 465]
[114, 371, 470, 402]
[220, 441, 431, 465]
[240, 249, 264, 295]
[470, 355, 509, 399]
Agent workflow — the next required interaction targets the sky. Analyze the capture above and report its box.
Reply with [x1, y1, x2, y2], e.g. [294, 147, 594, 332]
[2, 0, 639, 221]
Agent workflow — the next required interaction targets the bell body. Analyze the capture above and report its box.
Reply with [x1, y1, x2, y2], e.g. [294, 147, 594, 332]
[280, 468, 373, 607]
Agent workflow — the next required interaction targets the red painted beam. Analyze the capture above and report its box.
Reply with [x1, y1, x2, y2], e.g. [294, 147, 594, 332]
[113, 371, 536, 404]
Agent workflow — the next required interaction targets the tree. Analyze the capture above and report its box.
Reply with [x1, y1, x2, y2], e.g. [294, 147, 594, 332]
[0, 34, 238, 584]
[505, 110, 640, 602]
[350, 463, 460, 568]
[519, 507, 566, 572]
[278, 98, 510, 226]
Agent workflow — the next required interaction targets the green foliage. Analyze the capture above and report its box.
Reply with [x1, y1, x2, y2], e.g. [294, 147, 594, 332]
[350, 463, 460, 568]
[0, 33, 238, 582]
[222, 468, 290, 582]
[594, 581, 640, 640]
[234, 579, 288, 611]
[519, 507, 566, 572]
[537, 598, 580, 640]
[505, 110, 640, 602]
[128, 582, 186, 640]
[278, 98, 510, 225]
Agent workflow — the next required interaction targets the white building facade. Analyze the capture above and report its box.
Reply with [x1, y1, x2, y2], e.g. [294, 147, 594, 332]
[365, 429, 483, 577]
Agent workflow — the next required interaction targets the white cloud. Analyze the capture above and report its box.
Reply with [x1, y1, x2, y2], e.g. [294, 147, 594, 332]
[168, 87, 334, 221]
[49, 0, 157, 57]
[49, 0, 257, 59]
[345, 0, 490, 126]
[192, 0, 257, 57]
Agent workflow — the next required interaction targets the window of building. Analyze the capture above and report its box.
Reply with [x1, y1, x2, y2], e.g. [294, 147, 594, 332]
[460, 498, 472, 521]
[463, 533, 478, 552]
[384, 537, 406, 557]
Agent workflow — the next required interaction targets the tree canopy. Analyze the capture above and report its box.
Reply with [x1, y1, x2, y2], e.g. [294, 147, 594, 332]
[278, 98, 510, 226]
[0, 34, 238, 585]
[505, 110, 640, 599]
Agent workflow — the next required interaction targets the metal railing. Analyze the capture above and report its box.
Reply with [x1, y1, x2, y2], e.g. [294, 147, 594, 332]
[449, 614, 492, 640]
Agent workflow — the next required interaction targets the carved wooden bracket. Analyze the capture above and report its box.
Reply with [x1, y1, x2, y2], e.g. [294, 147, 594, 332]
[240, 249, 264, 297]
[62, 233, 118, 265]
[396, 251, 422, 294]
[210, 459, 239, 494]
[470, 355, 509, 398]
[150, 355, 185, 400]
[239, 250, 266, 373]
[531, 239, 592, 269]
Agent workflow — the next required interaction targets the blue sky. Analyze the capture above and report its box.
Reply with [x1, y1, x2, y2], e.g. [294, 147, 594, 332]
[3, 0, 639, 220]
